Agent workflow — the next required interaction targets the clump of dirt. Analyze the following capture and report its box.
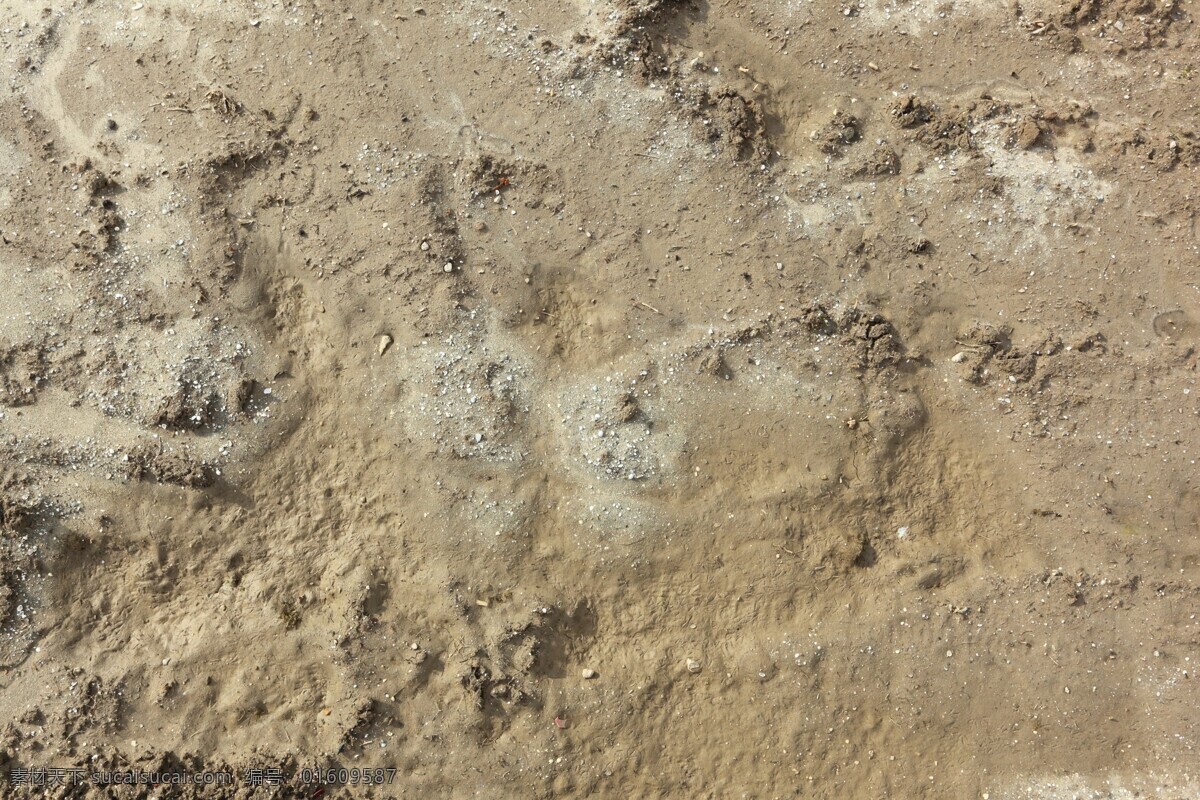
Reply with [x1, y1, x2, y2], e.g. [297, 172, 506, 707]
[0, 343, 46, 407]
[127, 446, 216, 489]
[799, 303, 839, 336]
[58, 672, 124, 745]
[840, 309, 907, 370]
[889, 94, 1011, 153]
[1111, 128, 1198, 171]
[705, 88, 769, 161]
[890, 94, 935, 129]
[612, 391, 642, 423]
[0, 477, 41, 666]
[813, 111, 861, 156]
[696, 349, 733, 379]
[1012, 116, 1046, 149]
[1016, 0, 1183, 50]
[951, 321, 1063, 385]
[850, 143, 901, 177]
[608, 0, 691, 35]
[152, 381, 219, 431]
[0, 559, 19, 629]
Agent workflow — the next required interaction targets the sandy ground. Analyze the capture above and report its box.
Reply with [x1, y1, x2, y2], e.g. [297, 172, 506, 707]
[0, 0, 1198, 797]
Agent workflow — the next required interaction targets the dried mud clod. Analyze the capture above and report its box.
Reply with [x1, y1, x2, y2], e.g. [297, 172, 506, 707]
[840, 310, 906, 370]
[338, 700, 401, 756]
[1016, 0, 1183, 50]
[0, 477, 37, 535]
[1013, 116, 1046, 150]
[276, 597, 303, 630]
[799, 303, 838, 337]
[0, 343, 47, 407]
[65, 161, 127, 261]
[955, 321, 1013, 384]
[851, 144, 901, 178]
[127, 445, 216, 489]
[813, 111, 861, 157]
[0, 559, 20, 628]
[954, 321, 1062, 384]
[613, 391, 642, 422]
[465, 153, 517, 198]
[194, 138, 290, 211]
[226, 377, 262, 416]
[0, 481, 39, 664]
[414, 167, 466, 271]
[461, 660, 535, 714]
[59, 673, 124, 744]
[460, 625, 543, 716]
[1112, 129, 1199, 172]
[633, 77, 772, 161]
[463, 154, 557, 208]
[889, 94, 1011, 154]
[890, 95, 934, 129]
[696, 349, 733, 380]
[73, 159, 119, 199]
[604, 0, 691, 43]
[152, 381, 219, 431]
[696, 86, 770, 162]
[592, 2, 771, 162]
[1075, 331, 1109, 353]
[205, 85, 244, 118]
[459, 602, 596, 717]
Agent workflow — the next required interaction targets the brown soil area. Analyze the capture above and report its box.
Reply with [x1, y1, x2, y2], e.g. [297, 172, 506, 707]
[0, 0, 1198, 797]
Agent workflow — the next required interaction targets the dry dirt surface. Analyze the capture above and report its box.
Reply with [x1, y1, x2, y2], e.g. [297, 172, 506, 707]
[0, 0, 1198, 797]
